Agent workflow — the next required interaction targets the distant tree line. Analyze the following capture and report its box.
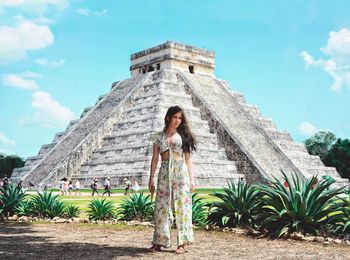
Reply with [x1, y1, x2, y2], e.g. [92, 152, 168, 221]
[0, 153, 25, 179]
[304, 131, 350, 180]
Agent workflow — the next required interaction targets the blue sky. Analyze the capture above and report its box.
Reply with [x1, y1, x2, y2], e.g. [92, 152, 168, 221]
[1, 0, 350, 158]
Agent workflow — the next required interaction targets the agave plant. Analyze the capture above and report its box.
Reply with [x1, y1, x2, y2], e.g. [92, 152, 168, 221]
[256, 171, 345, 238]
[31, 191, 66, 218]
[207, 180, 261, 228]
[87, 198, 116, 220]
[118, 192, 154, 221]
[64, 204, 81, 218]
[15, 199, 34, 216]
[330, 192, 350, 236]
[192, 193, 207, 228]
[0, 183, 27, 217]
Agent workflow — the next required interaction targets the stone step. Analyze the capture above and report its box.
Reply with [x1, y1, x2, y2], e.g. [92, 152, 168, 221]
[289, 155, 325, 168]
[275, 140, 308, 153]
[52, 132, 66, 143]
[265, 129, 293, 141]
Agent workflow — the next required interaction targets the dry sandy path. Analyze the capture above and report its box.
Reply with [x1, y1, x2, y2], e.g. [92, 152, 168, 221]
[0, 223, 349, 260]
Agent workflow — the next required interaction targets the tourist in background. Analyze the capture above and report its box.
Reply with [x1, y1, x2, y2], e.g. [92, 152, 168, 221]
[59, 179, 65, 195]
[124, 178, 132, 195]
[131, 179, 140, 193]
[68, 180, 73, 195]
[63, 179, 69, 195]
[148, 106, 196, 254]
[91, 179, 99, 196]
[103, 177, 111, 196]
[74, 180, 81, 195]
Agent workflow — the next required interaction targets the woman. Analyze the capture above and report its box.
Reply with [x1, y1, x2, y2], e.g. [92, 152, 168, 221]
[131, 179, 140, 193]
[148, 106, 196, 254]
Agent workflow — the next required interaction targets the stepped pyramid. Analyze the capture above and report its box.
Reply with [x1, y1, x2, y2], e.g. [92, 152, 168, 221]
[12, 41, 348, 189]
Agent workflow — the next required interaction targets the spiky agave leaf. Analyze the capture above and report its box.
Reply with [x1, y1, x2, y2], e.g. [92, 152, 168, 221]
[256, 170, 345, 238]
[15, 199, 34, 216]
[329, 193, 350, 235]
[87, 198, 116, 220]
[192, 193, 208, 228]
[117, 192, 154, 221]
[31, 191, 66, 218]
[0, 183, 27, 217]
[64, 204, 81, 218]
[207, 180, 261, 228]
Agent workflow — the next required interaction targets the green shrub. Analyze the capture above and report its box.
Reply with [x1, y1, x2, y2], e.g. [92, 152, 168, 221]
[0, 183, 27, 217]
[15, 199, 34, 216]
[330, 193, 350, 236]
[207, 180, 260, 228]
[118, 192, 154, 221]
[256, 171, 344, 238]
[87, 198, 115, 220]
[64, 204, 81, 218]
[31, 191, 66, 218]
[192, 193, 207, 228]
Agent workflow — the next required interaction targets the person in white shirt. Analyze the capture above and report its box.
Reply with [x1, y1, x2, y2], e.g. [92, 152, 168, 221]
[103, 177, 111, 196]
[131, 179, 140, 193]
[74, 180, 81, 195]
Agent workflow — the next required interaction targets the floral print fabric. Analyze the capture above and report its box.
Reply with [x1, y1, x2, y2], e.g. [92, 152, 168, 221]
[151, 131, 194, 247]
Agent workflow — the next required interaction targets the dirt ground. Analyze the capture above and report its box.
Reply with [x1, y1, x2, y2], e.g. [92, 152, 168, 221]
[0, 222, 349, 260]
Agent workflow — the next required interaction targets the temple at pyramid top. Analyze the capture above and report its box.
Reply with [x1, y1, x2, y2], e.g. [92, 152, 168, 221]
[130, 41, 215, 76]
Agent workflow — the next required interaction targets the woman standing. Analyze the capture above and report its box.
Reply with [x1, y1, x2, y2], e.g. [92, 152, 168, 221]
[149, 106, 196, 254]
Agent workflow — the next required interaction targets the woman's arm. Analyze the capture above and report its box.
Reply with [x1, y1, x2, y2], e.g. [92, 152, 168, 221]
[149, 143, 159, 193]
[185, 152, 195, 192]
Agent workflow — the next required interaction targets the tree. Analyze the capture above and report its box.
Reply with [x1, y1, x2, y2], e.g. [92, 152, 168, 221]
[304, 131, 336, 160]
[323, 138, 350, 180]
[0, 153, 25, 179]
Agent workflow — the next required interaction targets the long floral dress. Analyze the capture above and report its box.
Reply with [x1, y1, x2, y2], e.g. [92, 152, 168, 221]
[151, 131, 194, 247]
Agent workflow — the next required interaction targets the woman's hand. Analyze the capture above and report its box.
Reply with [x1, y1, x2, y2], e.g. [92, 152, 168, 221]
[148, 179, 155, 193]
[190, 182, 195, 192]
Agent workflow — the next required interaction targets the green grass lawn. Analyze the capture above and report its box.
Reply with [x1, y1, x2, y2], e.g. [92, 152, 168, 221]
[45, 188, 222, 217]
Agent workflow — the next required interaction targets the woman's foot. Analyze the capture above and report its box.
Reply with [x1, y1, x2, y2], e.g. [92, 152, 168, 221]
[175, 245, 186, 254]
[149, 245, 161, 253]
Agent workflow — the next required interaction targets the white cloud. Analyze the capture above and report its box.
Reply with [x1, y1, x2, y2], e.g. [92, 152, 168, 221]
[0, 132, 16, 154]
[77, 7, 108, 16]
[298, 122, 318, 136]
[31, 17, 54, 25]
[21, 71, 41, 78]
[20, 91, 75, 128]
[2, 72, 40, 91]
[0, 0, 70, 15]
[301, 28, 350, 92]
[0, 20, 54, 64]
[77, 7, 90, 16]
[35, 58, 65, 68]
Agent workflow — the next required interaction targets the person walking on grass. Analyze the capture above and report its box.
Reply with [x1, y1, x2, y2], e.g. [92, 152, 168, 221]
[68, 180, 73, 195]
[74, 180, 81, 195]
[91, 179, 99, 196]
[103, 177, 111, 196]
[148, 106, 196, 254]
[124, 178, 132, 195]
[131, 179, 140, 193]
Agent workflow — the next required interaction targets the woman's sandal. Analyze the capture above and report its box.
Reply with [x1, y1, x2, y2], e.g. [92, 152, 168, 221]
[175, 245, 186, 254]
[149, 245, 162, 253]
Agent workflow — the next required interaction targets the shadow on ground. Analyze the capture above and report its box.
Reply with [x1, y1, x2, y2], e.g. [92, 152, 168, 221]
[0, 223, 149, 260]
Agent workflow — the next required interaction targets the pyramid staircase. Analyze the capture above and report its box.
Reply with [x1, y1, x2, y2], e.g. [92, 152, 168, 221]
[74, 70, 239, 187]
[179, 72, 348, 187]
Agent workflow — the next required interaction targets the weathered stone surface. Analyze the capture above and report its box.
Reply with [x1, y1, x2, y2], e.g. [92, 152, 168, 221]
[12, 42, 348, 189]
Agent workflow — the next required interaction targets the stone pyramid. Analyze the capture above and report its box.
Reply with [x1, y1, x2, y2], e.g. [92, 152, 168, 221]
[12, 41, 349, 189]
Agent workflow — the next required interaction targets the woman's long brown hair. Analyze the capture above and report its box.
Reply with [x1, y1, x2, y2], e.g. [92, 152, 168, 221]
[163, 106, 197, 153]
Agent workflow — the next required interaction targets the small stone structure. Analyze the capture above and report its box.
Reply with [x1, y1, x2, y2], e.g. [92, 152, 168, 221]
[11, 41, 349, 189]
